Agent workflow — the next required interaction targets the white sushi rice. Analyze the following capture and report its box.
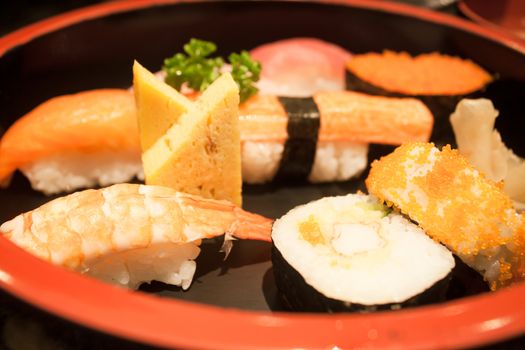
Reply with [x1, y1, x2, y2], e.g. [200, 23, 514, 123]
[21, 151, 144, 195]
[241, 141, 368, 184]
[83, 242, 200, 290]
[21, 140, 367, 194]
[272, 194, 455, 305]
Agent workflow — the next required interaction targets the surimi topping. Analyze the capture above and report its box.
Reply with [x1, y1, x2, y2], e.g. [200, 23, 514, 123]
[239, 91, 433, 144]
[314, 91, 433, 144]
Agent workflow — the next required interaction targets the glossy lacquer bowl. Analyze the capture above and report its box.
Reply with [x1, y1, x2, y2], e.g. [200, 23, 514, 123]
[0, 1, 525, 349]
[459, 0, 525, 40]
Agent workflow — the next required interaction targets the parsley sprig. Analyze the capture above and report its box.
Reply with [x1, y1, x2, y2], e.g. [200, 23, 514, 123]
[163, 38, 261, 103]
[229, 51, 261, 103]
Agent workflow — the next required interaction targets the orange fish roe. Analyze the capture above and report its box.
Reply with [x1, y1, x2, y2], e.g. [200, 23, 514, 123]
[347, 51, 492, 96]
[366, 142, 524, 290]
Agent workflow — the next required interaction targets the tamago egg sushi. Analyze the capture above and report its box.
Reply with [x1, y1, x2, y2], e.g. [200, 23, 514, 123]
[271, 194, 455, 312]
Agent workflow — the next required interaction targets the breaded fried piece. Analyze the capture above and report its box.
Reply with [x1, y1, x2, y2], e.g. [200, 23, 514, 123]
[366, 142, 525, 290]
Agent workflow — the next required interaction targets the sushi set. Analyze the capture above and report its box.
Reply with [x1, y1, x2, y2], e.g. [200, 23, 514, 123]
[0, 0, 525, 349]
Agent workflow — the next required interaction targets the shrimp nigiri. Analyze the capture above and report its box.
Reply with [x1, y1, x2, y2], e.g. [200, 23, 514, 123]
[0, 183, 272, 289]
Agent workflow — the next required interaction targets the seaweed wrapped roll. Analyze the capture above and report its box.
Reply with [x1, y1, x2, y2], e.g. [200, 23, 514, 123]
[271, 194, 455, 312]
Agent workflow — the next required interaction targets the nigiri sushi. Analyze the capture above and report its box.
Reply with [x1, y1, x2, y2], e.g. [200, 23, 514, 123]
[366, 142, 525, 290]
[345, 51, 492, 141]
[0, 183, 272, 289]
[250, 37, 351, 97]
[240, 91, 432, 183]
[0, 89, 143, 194]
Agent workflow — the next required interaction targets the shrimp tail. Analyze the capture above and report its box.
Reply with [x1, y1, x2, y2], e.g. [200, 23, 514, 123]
[230, 206, 273, 242]
[175, 193, 273, 242]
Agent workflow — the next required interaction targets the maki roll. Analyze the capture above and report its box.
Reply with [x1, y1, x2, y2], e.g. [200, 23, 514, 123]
[346, 51, 492, 143]
[271, 194, 455, 312]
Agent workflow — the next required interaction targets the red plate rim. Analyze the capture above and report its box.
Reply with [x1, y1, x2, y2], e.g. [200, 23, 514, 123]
[1, 1, 525, 349]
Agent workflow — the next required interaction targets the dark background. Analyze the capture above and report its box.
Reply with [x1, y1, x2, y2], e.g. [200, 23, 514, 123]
[0, 1, 105, 36]
[0, 0, 460, 37]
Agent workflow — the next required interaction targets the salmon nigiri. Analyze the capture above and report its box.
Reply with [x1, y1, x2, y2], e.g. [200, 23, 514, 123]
[0, 89, 143, 194]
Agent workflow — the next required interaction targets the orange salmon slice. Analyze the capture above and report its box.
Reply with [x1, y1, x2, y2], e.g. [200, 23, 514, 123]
[0, 89, 139, 183]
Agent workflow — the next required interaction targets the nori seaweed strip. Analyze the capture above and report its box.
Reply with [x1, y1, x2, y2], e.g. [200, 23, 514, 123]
[345, 69, 487, 147]
[273, 97, 320, 182]
[272, 245, 452, 313]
